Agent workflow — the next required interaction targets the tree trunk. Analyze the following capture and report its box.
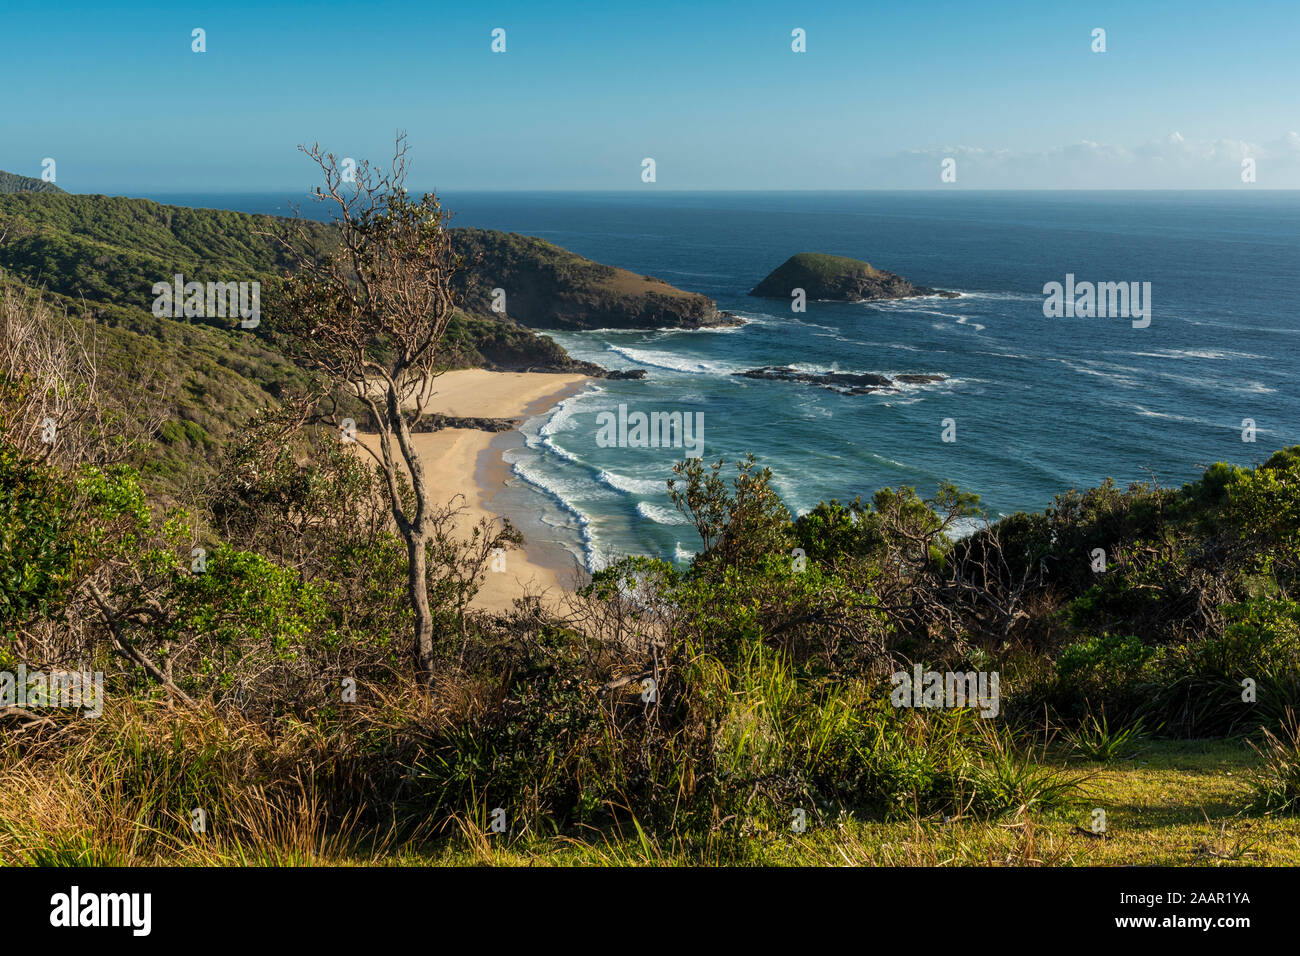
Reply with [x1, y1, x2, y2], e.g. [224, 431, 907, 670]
[406, 531, 436, 683]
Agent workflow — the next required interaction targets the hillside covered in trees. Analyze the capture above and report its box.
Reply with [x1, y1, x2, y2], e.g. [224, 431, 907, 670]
[0, 187, 716, 493]
[0, 170, 62, 194]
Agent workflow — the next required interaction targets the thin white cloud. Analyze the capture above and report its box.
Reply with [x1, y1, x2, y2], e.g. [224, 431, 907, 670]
[868, 133, 1300, 188]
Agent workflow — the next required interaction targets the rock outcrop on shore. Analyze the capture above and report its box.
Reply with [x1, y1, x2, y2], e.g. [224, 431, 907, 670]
[413, 413, 519, 433]
[750, 252, 956, 302]
[734, 365, 945, 394]
[444, 315, 645, 377]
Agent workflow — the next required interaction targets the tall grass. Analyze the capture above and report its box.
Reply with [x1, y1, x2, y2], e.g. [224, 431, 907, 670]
[1247, 710, 1300, 815]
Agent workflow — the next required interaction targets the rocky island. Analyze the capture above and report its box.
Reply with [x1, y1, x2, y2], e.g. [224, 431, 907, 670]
[750, 252, 957, 302]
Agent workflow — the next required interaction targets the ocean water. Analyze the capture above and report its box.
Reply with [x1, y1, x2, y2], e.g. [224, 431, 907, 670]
[145, 190, 1300, 571]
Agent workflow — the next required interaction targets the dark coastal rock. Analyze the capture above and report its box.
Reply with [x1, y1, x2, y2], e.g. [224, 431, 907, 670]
[750, 252, 957, 302]
[413, 413, 519, 433]
[482, 360, 646, 380]
[733, 365, 946, 395]
[894, 374, 946, 385]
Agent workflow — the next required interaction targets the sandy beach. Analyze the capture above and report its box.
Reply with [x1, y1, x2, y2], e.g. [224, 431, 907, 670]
[356, 369, 591, 613]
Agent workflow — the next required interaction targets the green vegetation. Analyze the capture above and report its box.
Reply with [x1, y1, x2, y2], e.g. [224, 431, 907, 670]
[1, 174, 1295, 866]
[750, 250, 946, 300]
[450, 227, 726, 330]
[0, 170, 62, 194]
[776, 251, 883, 281]
[0, 190, 678, 497]
[3, 334, 1297, 863]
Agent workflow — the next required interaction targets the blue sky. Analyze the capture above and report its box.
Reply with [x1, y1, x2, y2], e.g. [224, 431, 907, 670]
[3, 0, 1298, 192]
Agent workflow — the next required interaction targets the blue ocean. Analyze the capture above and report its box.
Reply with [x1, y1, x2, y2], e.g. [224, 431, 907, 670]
[146, 190, 1300, 571]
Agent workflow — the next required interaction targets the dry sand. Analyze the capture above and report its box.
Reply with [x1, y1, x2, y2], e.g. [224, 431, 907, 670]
[356, 370, 590, 612]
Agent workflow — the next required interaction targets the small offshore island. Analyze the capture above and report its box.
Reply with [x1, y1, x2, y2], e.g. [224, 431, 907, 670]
[734, 366, 946, 394]
[750, 251, 957, 302]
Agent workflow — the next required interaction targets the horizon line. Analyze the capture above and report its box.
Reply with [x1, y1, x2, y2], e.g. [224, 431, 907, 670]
[98, 186, 1300, 196]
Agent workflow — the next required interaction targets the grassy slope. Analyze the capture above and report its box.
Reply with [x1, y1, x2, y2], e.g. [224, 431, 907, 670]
[751, 252, 892, 298]
[782, 251, 883, 280]
[451, 227, 721, 329]
[397, 741, 1298, 866]
[6, 738, 1285, 866]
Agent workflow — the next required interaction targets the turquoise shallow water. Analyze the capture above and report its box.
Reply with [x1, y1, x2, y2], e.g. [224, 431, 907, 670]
[147, 190, 1300, 570]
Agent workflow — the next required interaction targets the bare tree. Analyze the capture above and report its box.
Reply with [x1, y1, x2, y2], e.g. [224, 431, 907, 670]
[0, 286, 161, 466]
[272, 132, 481, 684]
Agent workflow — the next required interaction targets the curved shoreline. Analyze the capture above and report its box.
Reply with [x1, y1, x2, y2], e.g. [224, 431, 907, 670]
[474, 377, 595, 606]
[357, 370, 593, 613]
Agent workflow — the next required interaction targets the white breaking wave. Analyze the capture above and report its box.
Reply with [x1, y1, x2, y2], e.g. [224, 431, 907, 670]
[636, 501, 690, 526]
[539, 435, 580, 463]
[975, 350, 1035, 361]
[509, 458, 603, 570]
[603, 343, 740, 375]
[1127, 348, 1266, 361]
[1056, 359, 1143, 389]
[537, 384, 600, 437]
[1230, 381, 1277, 395]
[947, 515, 989, 540]
[868, 453, 907, 468]
[950, 290, 1042, 303]
[1131, 405, 1240, 430]
[598, 469, 671, 496]
[525, 384, 605, 464]
[653, 318, 749, 334]
[789, 360, 875, 376]
[795, 397, 834, 418]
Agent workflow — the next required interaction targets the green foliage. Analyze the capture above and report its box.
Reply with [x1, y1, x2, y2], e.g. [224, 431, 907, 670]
[1222, 447, 1300, 585]
[1186, 599, 1300, 680]
[404, 631, 610, 832]
[0, 170, 63, 194]
[1247, 712, 1300, 815]
[794, 497, 882, 565]
[1062, 710, 1149, 761]
[165, 542, 332, 661]
[0, 193, 320, 312]
[440, 312, 591, 373]
[0, 445, 81, 641]
[1056, 634, 1159, 688]
[781, 252, 881, 280]
[669, 454, 795, 571]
